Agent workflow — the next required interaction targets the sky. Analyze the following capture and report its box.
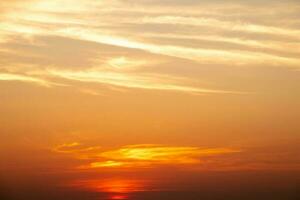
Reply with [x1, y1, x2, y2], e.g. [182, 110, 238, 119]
[0, 0, 300, 200]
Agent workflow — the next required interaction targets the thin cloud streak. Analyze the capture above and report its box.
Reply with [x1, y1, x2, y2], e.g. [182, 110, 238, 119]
[56, 28, 300, 67]
[52, 143, 241, 169]
[48, 69, 240, 94]
[0, 0, 299, 95]
[0, 73, 51, 87]
[1, 0, 300, 67]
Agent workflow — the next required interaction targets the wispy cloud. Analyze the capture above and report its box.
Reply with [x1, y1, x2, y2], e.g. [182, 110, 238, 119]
[0, 73, 51, 86]
[48, 69, 239, 94]
[53, 142, 102, 155]
[1, 0, 300, 67]
[1, 0, 299, 95]
[90, 144, 240, 168]
[53, 143, 240, 169]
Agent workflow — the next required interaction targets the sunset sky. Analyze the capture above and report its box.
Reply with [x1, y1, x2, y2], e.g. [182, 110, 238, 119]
[0, 0, 300, 200]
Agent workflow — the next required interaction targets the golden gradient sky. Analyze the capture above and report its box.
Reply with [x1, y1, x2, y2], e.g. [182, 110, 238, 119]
[0, 0, 300, 199]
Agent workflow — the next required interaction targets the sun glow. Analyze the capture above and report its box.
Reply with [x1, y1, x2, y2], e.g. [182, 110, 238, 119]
[100, 179, 143, 193]
[110, 194, 128, 200]
[70, 178, 146, 194]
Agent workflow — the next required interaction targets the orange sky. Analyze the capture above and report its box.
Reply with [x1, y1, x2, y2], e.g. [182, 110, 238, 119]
[0, 0, 300, 199]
